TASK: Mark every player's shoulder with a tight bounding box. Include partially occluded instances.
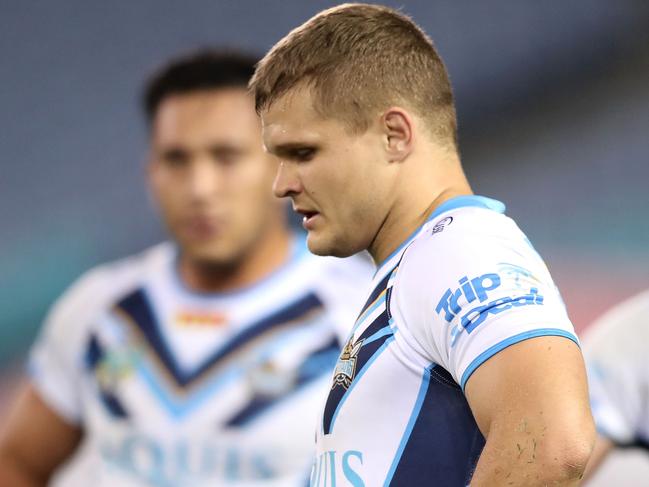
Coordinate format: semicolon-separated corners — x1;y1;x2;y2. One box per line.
402;196;523;276
583;288;649;354
46;242;172;330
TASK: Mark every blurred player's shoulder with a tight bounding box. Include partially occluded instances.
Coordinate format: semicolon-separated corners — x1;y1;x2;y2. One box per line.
302;247;373;282
583;288;649;355
44;243;173;335
294;244;374;340
583;289;649;446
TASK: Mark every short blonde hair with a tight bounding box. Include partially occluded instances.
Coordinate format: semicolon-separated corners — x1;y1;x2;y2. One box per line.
250;3;457;148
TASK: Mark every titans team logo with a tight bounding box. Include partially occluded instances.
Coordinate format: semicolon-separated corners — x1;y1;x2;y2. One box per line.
332;336;363;389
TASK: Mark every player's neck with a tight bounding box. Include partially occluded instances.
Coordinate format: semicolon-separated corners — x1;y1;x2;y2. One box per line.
178;224;294;294
369;154;472;267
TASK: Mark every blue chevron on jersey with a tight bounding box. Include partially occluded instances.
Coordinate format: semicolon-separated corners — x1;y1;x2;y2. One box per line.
28;240;374;486
115;288;325;390
323;266;396;435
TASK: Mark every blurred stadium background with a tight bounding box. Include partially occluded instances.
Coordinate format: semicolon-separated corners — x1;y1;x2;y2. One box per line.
1;1;648;484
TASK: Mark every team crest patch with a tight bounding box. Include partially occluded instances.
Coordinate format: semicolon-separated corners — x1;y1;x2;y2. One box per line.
332;337;363;389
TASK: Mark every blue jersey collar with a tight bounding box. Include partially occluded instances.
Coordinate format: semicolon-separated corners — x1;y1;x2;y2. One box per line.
374;195;505;277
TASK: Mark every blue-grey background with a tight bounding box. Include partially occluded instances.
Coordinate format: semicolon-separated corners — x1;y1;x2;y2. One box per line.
1;0;648;388
1;1;649;484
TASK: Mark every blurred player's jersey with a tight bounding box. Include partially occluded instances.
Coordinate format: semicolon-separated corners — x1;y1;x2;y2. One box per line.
29;238;372;487
312;196;578;487
583;289;649;448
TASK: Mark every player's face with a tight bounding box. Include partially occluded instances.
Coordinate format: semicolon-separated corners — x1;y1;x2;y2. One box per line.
149;88;283;265
262;88;393;257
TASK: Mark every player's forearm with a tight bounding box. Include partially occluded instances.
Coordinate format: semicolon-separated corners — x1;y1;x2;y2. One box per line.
469;433;593;486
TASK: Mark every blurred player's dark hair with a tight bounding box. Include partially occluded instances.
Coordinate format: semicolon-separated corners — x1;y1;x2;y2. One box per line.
143;49;258;124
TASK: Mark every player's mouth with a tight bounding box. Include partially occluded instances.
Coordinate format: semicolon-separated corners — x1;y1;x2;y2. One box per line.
295;208;320;230
182;215;225;240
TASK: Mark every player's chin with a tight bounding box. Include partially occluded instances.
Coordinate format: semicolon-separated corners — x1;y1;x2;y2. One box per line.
183;241;240;266
306;232;355;258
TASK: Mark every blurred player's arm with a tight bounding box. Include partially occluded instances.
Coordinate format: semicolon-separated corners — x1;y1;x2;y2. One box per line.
0;383;82;486
465;336;596;486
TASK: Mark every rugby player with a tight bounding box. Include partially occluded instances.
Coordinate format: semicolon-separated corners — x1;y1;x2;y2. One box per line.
0;50;371;486
250;4;595;485
582;289;649;480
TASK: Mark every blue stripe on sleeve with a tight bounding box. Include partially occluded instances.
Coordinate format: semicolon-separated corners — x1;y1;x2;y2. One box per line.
460;328;580;391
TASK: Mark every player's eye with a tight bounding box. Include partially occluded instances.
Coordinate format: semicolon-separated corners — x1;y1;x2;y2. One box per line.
210;147;243;166
291;147;317;162
160;149;189;167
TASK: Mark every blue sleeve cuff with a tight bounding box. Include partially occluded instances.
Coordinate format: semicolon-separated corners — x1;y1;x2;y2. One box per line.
460;328;580;391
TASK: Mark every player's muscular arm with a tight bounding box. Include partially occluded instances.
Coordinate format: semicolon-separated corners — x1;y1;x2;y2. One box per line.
0;383;82;486
465;336;596;486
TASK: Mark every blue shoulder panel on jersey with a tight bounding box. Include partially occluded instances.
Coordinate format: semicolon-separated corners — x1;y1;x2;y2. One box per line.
384;364;485;486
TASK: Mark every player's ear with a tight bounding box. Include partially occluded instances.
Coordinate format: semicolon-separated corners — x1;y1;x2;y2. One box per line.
382;107;413;162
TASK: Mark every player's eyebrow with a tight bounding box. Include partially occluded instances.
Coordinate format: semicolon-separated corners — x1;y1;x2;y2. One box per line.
268;142;317;158
207;143;247;156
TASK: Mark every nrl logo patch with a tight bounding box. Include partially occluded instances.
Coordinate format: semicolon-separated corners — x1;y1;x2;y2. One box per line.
332;336;363;389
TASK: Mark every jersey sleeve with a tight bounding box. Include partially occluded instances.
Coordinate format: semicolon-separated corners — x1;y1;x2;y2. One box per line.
27;269;107;425
582;291;649;444
392;210;578;391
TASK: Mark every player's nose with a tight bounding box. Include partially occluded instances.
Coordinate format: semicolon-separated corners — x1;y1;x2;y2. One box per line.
187;158;223;200
273;162;302;198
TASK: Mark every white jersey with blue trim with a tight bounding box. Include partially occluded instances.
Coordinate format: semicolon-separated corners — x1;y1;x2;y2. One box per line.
28;238;372;487
312;195;577;487
583;289;649;448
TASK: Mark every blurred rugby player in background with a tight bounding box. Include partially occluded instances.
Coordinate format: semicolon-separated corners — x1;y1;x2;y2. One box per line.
582;289;649;482
0;50;371;487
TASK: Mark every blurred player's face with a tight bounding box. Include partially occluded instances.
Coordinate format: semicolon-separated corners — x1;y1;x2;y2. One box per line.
261;87;394;257
149;88;283;265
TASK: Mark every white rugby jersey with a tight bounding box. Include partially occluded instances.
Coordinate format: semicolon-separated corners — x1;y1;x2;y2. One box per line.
583;289;649;449
312;195;578;487
29;238;372;487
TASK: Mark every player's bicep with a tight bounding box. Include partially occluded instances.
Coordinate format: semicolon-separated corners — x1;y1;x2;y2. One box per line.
0;383;82;483
465;336;595;478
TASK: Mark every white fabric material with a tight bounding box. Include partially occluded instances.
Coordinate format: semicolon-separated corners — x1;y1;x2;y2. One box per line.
583;289;649;445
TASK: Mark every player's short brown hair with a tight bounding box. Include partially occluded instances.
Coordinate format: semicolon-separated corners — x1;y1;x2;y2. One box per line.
250;3;457;148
